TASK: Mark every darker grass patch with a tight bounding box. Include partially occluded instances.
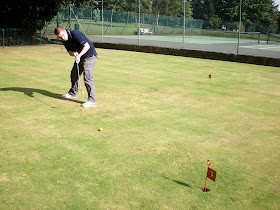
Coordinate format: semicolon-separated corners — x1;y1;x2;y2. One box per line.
0;87;84;105
163;176;192;188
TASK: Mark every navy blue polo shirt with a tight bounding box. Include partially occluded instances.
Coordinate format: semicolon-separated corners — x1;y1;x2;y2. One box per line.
62;30;97;58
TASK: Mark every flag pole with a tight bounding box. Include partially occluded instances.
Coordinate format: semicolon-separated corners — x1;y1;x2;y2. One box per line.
204;174;208;192
204;160;211;192
209;73;212;85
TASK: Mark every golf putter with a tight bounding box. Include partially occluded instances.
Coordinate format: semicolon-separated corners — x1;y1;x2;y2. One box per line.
76;62;82;91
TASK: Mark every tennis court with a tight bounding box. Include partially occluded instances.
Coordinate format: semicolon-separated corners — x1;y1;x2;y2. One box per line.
88;34;280;59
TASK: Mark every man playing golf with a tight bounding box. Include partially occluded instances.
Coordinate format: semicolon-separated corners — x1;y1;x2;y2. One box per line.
54;27;98;107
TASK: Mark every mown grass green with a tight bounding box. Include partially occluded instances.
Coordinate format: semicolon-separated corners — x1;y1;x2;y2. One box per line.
0;45;279;209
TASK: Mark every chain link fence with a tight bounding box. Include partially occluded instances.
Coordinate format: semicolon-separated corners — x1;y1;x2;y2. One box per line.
0;28;51;48
40;6;279;59
1;6;279;60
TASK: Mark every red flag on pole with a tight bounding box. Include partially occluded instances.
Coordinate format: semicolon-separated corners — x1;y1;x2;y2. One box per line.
203;160;217;192
207;167;216;182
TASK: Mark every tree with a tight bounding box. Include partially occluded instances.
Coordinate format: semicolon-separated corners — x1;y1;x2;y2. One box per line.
152;0;178;16
191;0;278;32
242;0;277;32
100;0;128;11
0;0;88;34
75;0;99;8
276;13;280;33
191;0;205;19
152;0;192;17
0;0;59;33
213;0;240;21
191;0;219;29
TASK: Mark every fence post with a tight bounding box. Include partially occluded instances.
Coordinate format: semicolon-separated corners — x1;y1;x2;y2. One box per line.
267;33;270;44
40;30;42;46
2;29;4;48
102;0;103;42
7;29;10;46
138;0;141;45
183;0;185;44
15;28;18;46
237;0;242;55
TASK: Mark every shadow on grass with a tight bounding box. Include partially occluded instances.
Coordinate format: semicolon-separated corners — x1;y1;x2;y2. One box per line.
0;87;84;105
163;176;192;188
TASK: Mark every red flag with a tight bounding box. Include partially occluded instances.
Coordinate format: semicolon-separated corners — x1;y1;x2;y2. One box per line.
207;167;216;182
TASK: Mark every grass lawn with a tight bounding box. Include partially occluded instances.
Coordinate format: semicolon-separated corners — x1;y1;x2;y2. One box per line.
0;45;279;209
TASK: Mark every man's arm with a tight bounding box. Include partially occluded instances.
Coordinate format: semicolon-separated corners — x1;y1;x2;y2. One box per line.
75;42;90;63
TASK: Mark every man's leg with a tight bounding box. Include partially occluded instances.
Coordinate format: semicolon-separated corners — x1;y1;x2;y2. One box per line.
68;62;83;97
82;56;97;103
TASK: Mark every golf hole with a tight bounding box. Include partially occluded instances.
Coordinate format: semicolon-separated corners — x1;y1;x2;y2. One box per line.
202;188;211;192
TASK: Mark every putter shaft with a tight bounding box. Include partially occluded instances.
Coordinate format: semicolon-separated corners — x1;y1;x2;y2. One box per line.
77;62;82;90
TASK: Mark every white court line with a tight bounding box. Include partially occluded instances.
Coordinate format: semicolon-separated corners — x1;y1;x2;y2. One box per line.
241;45;280;51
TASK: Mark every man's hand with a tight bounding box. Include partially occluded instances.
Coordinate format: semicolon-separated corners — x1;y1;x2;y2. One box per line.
74;52;81;63
69;43;90;63
68;51;74;56
76;43;90;63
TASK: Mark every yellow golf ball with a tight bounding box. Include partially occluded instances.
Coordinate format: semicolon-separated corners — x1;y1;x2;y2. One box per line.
98;128;103;131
